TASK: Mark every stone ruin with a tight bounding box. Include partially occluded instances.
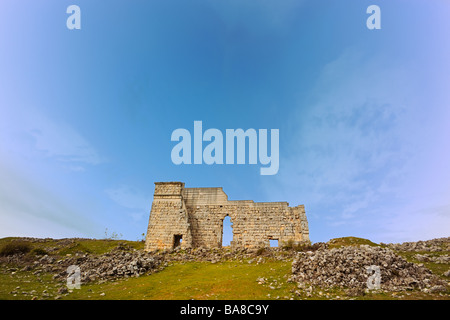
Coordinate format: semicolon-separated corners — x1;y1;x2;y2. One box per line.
144;182;310;251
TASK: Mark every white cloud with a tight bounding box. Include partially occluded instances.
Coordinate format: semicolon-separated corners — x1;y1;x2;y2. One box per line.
0;108;104;169
105;185;152;222
0;108;105;238
372;203;450;244
28;114;103;165
262;47;450;243
66;165;86;172
0;159;98;238
277;48;410;203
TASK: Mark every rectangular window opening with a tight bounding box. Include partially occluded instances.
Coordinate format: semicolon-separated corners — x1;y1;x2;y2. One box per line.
269;239;279;247
173;234;183;248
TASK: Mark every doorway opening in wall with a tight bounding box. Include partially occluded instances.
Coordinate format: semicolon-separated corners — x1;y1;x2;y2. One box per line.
269;239;279;247
173;234;183;249
222;215;233;247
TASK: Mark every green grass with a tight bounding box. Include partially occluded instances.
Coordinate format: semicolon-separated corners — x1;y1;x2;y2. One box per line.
55;239;144;256
0;237;145;257
0;237;448;300
64;260;296;300
395;251;449;277
327;236;380;249
0;267;60;300
0;259;298;300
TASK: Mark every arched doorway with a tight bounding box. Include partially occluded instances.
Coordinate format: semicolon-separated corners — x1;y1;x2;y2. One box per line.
221;215;233;247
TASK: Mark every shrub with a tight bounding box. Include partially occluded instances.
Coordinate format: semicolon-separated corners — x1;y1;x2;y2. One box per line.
0;241;32;256
281;239;295;250
31;248;48;256
281;240;332;252
104;228;123;240
256;247;266;256
58;243;92;255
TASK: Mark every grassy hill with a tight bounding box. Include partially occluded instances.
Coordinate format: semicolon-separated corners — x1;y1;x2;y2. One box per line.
0;237;144;256
326;236;380;248
0;236;448;300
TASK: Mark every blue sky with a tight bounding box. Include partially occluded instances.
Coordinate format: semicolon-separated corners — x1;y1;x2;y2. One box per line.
0;1;449;244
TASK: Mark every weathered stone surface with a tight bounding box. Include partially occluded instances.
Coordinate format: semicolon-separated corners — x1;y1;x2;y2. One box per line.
383;237;449;252
52;244;163;283
145;182;310;251
414;253;450;264
290;245;447;292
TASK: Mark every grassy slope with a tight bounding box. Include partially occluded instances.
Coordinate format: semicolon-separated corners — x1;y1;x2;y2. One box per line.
0;237;144;255
65;260;294;300
326;237;380;248
0;236;448;300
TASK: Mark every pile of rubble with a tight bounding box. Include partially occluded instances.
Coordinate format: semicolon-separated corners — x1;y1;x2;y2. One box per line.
158;246;299;263
6;243;305;286
414;253;450;264
35;243;304;283
290;245;447;293
384;237;449;252
51;244;164;283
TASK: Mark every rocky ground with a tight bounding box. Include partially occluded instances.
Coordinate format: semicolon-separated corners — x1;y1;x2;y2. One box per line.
290;245;447;296
4;244;166;281
0;236;449;299
54;244;163;283
383;237;449;252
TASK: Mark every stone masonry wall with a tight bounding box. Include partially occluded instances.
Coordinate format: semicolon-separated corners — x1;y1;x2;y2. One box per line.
145;182;309;251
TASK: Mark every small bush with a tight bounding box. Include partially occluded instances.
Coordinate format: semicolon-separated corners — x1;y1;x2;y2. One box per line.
58;243;92;255
31;248;48;256
281;239;295;250
256;247;266;256
103;228;123;240
0;241;32;256
281;240;317;252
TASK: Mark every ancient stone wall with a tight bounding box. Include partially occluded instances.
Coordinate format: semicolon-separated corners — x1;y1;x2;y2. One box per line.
145;182;309;251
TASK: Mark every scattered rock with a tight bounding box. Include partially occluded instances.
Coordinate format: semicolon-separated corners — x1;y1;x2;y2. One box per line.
345;287;365;297
429;285;447;293
414;253;450;264
1;236;448;299
384;237;449;252
290;245;447;293
57;286;68;295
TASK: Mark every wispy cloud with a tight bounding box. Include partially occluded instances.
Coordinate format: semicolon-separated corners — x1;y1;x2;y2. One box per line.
0;108;106;237
0;109;104;170
262;47;450;243
279;48;409;202
0;159;98;238
28;113;103;166
105;185;152;222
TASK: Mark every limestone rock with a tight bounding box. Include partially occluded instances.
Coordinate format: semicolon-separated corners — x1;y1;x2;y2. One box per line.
290;245;447;293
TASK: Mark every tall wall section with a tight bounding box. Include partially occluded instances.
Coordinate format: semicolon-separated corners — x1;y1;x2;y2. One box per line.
144;182;192;251
145;182;309;251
